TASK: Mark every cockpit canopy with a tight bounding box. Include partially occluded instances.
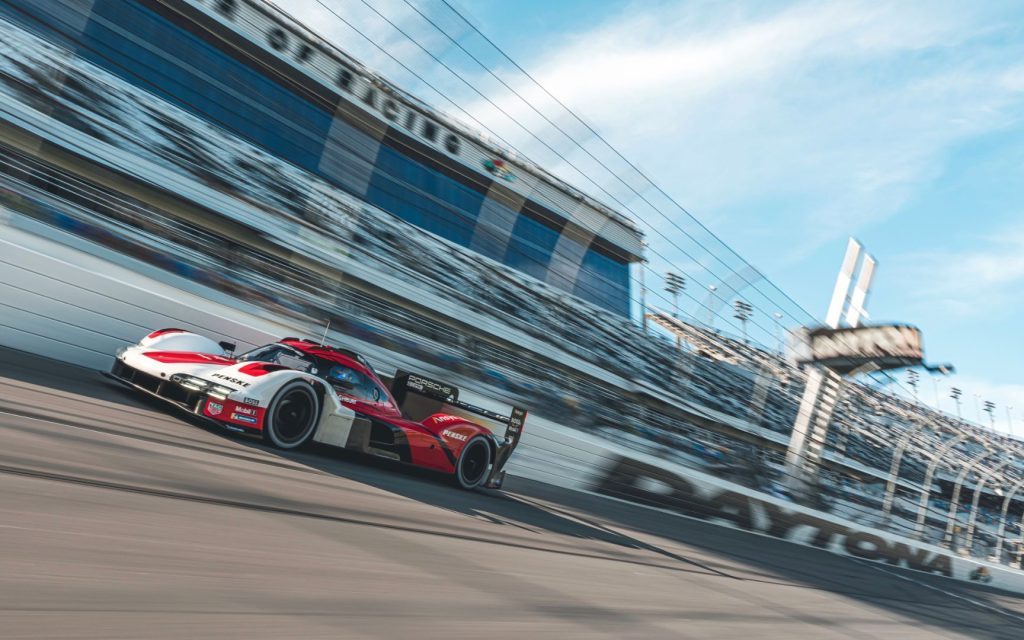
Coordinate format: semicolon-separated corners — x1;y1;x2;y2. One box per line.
238;340;395;407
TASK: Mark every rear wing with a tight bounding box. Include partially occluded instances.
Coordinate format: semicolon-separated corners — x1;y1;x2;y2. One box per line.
391;371;527;488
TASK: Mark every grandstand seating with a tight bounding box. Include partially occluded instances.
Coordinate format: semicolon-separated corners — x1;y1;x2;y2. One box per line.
4;16;1024;564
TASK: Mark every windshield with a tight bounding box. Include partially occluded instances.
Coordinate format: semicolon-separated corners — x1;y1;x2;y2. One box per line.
237;344;316;373
237;344;393;405
323;364;388;403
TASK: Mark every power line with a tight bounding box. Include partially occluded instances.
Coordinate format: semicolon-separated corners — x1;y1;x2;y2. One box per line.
10;0;790;368
9;0;999;475
321;0;925;397
313;0;787;338
134;0;809;348
424;0;839;328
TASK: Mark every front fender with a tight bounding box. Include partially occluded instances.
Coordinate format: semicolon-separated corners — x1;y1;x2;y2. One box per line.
138;329;227;355
194;363;319;405
198;366;355;439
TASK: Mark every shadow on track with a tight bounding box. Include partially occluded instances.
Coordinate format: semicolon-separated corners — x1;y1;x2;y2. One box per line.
3;346;1023;638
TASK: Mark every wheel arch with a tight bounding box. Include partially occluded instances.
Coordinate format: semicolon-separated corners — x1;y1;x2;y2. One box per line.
454;434;494;489
261;377;323;449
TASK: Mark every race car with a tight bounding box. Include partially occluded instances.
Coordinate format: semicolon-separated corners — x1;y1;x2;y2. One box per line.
106;328;526;490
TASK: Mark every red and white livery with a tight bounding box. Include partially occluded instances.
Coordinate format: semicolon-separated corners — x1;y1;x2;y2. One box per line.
108;329;526;490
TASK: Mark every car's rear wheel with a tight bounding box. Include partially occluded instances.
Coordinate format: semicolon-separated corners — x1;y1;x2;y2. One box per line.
263;381;319;449
455;436;491;490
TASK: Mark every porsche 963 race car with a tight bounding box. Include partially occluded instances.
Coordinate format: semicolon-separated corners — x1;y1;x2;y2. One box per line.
107;329;526;490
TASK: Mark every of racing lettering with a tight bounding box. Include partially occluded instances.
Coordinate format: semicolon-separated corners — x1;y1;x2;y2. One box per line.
442;429;469;442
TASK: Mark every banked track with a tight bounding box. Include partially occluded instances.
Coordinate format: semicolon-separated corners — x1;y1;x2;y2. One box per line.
1;346;1023;639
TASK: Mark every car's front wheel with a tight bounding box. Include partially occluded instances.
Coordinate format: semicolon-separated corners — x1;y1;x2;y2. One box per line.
455;436;491;490
263;381;319;449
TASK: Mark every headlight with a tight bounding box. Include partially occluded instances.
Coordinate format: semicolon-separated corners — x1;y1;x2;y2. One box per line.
171;374;210;392
169;375;235;399
206;384;236;399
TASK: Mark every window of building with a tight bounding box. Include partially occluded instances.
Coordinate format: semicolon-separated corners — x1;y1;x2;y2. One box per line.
80;0;331;172
366;145;484;247
575;247;631;316
504;213;559;280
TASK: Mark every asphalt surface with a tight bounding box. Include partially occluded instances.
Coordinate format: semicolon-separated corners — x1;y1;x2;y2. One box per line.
1;347;1024;639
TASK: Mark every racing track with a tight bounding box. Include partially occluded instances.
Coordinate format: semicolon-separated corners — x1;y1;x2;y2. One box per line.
1;346;1023;639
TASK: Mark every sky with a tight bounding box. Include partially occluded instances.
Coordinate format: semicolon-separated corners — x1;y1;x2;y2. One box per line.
285;0;1024;433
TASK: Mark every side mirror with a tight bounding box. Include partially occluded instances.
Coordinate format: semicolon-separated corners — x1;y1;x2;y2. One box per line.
219;341;236;356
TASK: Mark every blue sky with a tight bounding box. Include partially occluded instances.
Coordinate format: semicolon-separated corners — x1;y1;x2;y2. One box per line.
292;0;1024;431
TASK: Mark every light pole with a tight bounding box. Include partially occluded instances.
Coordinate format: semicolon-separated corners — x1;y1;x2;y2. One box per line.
974;394;983;423
773;312;784;355
951;387;963;419
907;369;920;404
984;400;996;430
701;284;720;326
665;272;685;319
638;256;648;334
733;300;753;344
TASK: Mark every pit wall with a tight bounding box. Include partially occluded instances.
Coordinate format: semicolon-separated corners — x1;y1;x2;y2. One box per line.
2;219;1021;595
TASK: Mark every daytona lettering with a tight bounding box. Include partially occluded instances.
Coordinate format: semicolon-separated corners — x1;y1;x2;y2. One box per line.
594;457;952;577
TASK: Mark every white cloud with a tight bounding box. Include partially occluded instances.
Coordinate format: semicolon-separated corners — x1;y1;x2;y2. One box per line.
898;224;1024;317
454;0;1024;266
276;0;1024;326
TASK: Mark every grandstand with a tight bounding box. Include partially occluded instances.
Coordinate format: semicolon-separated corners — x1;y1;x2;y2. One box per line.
3;1;1024;569
0;0;641;316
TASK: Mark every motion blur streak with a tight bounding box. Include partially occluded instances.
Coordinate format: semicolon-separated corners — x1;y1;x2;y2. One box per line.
1;348;1022;639
2;1;1024;637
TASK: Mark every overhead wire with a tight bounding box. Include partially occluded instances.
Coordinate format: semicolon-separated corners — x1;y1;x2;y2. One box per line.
340;0;1024;507
319;0;936;402
0;1;1011;528
313;0;988;474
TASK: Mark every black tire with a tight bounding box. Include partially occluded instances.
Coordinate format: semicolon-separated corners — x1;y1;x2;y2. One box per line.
455;436;491;490
263;380;320;450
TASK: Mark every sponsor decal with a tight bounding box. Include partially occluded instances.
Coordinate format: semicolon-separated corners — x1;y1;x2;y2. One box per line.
210;373;250;387
207;401;224;416
507;407;527;438
441;429;469;442
242;397;259;406
406;374;456;402
595;456;952;577
230;412;258;424
201;0;462;157
433;415;462;424
234;406;258;416
482;158;515;182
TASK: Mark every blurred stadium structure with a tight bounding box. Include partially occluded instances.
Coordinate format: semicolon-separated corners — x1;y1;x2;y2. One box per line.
2;0;1024;569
